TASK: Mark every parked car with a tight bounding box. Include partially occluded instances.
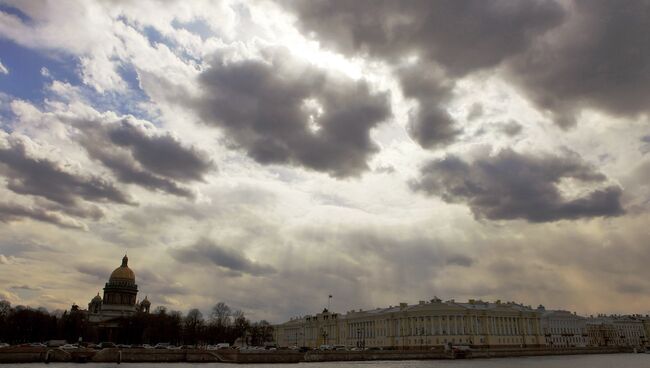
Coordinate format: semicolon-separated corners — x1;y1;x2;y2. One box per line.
143;344;154;349
216;343;230;349
0;343;10;349
318;344;333;351
154;343;170;349
98;342;117;349
60;344;78;350
29;343;46;348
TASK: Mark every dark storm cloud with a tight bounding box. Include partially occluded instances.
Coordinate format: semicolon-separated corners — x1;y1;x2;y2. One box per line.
348;230;474;268
0;202;85;229
75;263;112;280
82;148;194;197
507;0;650;127
397;63;460;148
496;120;523;137
291;1;650;130
170;239;276;276
617;281;648;294
106;120;213;181
288;0;565;74
0;134;133;206
67;115;214;198
411;149;625;222
192;48;390;177
286;0;565;147
466;103;484;121
37;200;104;221
10;285;42;291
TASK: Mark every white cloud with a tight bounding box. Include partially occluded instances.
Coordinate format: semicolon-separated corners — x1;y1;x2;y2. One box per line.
0;60;7;75
0;254;14;264
0;0;648;321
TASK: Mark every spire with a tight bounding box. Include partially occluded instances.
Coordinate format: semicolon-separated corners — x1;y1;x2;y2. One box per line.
121;254;128;267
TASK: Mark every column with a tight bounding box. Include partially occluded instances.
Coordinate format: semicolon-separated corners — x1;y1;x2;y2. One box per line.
444;316;448;335
460;316;465;335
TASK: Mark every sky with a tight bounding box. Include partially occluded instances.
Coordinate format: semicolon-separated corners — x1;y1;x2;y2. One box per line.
0;0;649;322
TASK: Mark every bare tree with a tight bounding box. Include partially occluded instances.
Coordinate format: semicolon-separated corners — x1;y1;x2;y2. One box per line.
211;302;232;327
186;308;204;327
0;300;10;317
184;308;205;345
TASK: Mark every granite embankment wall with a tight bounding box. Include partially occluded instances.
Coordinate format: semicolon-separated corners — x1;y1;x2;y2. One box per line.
304;349;451;361
467;346;629;358
0;347;304;364
0;347;73;363
0;346;635;364
97;348;303;363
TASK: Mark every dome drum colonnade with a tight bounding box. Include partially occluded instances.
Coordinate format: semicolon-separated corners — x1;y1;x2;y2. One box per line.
87;254;150;322
102;255;138;309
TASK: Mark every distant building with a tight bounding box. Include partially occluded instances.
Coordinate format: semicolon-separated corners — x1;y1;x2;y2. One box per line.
640;316;650;347
611;316;645;347
586;315;646;348
539;308;587;348
274;298;546;349
586;317;617;347
86;254;151;323
72;255;152;341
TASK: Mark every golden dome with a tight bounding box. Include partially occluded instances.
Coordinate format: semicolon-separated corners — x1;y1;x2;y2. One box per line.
109;255;135;281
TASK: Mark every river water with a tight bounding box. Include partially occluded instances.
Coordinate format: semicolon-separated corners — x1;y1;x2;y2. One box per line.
13;354;650;368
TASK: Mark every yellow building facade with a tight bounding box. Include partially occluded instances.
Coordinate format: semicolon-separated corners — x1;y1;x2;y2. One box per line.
274;298;545;349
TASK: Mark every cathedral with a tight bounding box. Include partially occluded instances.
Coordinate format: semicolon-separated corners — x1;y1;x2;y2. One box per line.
86;254;151;323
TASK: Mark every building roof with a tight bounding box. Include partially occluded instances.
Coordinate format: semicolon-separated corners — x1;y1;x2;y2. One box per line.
109;255;135;281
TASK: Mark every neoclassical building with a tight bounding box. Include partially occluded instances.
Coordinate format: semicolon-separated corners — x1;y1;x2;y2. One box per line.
539;308;587;348
87;255;151;323
274;298;546;349
586;315;647;348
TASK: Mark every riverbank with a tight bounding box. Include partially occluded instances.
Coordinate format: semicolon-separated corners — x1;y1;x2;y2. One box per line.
0;346;634;364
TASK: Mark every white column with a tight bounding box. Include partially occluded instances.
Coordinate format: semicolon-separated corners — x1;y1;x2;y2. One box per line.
445;316;451;335
460;316;465;335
